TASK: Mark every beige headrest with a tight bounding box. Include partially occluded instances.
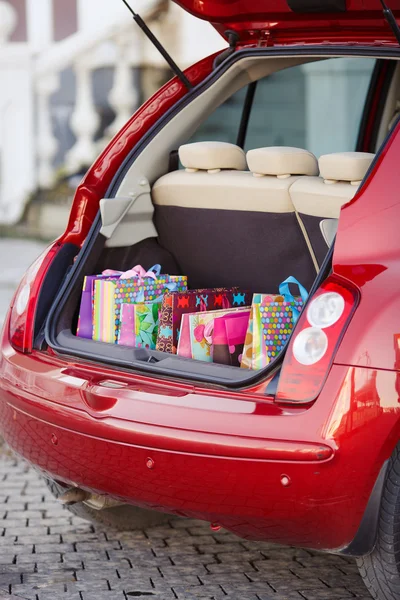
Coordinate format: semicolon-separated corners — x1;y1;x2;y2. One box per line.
319;152;375;184
246;147;318;178
178;142;246;172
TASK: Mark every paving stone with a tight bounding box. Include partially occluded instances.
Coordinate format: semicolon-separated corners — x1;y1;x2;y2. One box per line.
34;543;74;554
173;589;226;600
298;590;353;600
0;448;369;600
0;590;27;600
82;592;137;600
67;579;112;593
38;593;82;600
0;573;21;586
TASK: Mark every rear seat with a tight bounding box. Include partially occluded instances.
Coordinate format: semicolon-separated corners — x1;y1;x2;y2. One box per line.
152;142;319;292
290;151;375;266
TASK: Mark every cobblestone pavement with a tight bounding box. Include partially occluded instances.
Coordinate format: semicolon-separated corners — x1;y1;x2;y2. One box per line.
0;445;371;600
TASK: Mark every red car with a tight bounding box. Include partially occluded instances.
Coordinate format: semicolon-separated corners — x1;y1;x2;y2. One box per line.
3;1;400;598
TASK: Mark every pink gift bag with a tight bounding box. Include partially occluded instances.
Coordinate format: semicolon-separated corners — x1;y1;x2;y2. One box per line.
177;307;250;363
212;311;251;367
117;304;135;347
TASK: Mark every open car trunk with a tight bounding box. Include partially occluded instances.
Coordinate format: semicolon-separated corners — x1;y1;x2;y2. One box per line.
43;48;389;387
46;233;329;387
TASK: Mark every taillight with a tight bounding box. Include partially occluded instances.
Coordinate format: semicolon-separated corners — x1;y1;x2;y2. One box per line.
276;276;359;404
9;243;60;353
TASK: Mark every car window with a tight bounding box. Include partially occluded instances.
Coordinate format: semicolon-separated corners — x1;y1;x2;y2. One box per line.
188;57;377;158
189;87;247;144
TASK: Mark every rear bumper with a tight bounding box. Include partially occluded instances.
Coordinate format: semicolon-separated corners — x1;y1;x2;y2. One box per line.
0;335;396;553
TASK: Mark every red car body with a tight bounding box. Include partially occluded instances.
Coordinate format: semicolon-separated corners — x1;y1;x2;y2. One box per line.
1;0;400;556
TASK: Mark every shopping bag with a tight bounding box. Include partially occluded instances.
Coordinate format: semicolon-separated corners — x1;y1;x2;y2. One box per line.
240;307;256;370
241;277;308;369
212;311;251;367
117;299;163;349
76;272;120;339
117;303;135;347
260;276;308;362
78;265;161;340
92;264;187;343
134;301;162;349
177;307;250;362
252;296;269;370
156;288;250;354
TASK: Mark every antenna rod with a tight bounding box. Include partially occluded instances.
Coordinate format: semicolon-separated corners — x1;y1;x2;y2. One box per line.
379;0;400;45
121;0;193;90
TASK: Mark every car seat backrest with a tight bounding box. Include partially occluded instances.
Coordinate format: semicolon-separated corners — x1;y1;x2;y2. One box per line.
152;142;319;293
290;151;375;266
179;140;247;172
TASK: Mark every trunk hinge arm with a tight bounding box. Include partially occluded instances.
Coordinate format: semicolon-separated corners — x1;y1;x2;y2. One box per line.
121;0;193;91
379;0;400;45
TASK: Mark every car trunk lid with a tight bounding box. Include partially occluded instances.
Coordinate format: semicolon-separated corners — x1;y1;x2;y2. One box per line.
173;0;400;46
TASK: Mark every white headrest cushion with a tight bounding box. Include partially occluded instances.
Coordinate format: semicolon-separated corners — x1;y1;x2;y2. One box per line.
246;147;319;177
178;142;246;171
319;152;375;182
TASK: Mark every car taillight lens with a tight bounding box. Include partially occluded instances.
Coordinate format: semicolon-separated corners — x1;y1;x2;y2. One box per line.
276;276;359;404
8;243;60;353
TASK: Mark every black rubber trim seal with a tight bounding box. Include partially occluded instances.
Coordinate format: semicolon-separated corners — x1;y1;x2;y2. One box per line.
45;45;400;391
357;60;397;152
367;61;397;152
287;0;346;12
335;460;389;557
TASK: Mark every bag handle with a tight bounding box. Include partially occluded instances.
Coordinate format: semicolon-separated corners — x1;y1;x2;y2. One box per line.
149;264;162;277
102;265;162;280
279;276;308;304
119;265;157;281
101;269;123;276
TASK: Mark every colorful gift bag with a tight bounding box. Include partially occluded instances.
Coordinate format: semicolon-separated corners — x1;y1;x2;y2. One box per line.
134;301;162;349
252;296;270;370
117;303;135;347
78;265;163;340
77;273;120;339
212;311;251;367
261;276;308;362
241;309;255;370
117;299;163;349
241;277;308;370
156;288;250;354
92;265;187;343
177;307;251;363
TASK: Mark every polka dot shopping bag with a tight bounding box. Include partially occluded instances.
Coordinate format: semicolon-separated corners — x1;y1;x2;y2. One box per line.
241;277;308;370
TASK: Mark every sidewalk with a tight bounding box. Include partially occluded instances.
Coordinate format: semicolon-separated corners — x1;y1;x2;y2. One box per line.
0;239;47;330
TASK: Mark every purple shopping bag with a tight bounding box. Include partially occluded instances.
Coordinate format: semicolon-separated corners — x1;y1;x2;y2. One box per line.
76;273;120;339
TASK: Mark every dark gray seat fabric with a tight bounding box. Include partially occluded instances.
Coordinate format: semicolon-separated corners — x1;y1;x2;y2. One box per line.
154;206;316;293
152;144;319;293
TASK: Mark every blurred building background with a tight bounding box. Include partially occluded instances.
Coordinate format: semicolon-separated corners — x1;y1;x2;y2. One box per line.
0;0;224;238
0;0;375;240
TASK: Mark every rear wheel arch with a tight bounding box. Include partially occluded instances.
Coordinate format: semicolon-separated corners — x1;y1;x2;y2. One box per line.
356;443;400;599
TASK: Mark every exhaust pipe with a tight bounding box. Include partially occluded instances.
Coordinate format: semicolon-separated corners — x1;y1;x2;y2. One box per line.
58;487;124;510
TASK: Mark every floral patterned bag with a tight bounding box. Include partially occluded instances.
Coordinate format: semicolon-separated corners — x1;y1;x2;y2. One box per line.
134;301;161;349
